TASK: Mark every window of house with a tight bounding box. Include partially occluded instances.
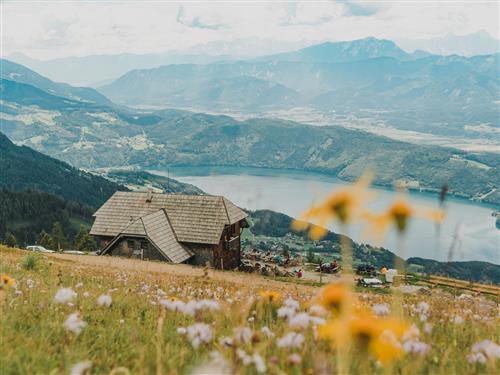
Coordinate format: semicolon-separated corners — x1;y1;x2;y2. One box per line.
127;240;135;249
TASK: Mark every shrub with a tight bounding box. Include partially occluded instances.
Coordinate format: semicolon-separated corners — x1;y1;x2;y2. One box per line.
21;254;39;270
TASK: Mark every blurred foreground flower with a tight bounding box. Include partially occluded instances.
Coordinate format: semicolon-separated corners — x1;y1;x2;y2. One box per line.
64;312;87;335
467;340;500;364
1;274;15;288
316;283;349;313
70;360;92;375
259;290;282;304
292;172;375;240
178;323;213;348
364;197;445;243
319;310;409;365
54;287;77;304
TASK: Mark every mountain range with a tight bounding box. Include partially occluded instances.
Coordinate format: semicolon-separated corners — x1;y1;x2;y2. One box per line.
97;38;499;138
1;59;498;206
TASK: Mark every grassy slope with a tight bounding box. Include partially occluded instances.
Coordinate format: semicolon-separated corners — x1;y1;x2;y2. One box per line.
1;247;498;374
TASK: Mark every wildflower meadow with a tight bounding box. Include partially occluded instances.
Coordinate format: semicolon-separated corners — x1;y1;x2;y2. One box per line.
0;244;498;374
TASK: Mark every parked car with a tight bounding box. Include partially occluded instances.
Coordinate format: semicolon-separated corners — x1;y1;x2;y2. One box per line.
26;245;55;253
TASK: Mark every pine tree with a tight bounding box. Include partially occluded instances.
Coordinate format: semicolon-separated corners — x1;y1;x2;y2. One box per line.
4;232;18;248
50;222;67;251
37;230;52;249
74;225;96;252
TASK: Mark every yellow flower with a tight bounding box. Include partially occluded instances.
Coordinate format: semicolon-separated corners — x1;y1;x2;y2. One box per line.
292;172;375;240
259;290;281;303
1;274;15;288
319;309;408;365
364;197;445;242
369;330;404;365
317;283;349;313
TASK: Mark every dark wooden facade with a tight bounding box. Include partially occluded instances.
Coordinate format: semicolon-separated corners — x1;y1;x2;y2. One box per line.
98;220;243;269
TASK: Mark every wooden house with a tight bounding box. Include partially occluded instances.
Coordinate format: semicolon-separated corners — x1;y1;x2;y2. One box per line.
90;191;248;269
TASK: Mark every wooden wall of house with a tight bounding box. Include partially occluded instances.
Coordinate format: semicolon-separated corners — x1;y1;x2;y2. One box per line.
185;243;214;266
97;236;114;251
212;223;241;270
108;237;167;261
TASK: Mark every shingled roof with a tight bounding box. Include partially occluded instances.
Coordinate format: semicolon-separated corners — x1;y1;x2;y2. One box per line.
90;191;248;246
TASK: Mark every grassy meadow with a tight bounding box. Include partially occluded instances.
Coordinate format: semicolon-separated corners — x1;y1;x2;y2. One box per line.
0;246;498;374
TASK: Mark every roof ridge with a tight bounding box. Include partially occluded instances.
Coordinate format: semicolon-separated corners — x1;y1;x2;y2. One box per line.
160;208;181;243
220;196;231;225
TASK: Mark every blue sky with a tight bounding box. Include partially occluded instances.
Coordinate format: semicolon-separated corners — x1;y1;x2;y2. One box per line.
1;1;498;59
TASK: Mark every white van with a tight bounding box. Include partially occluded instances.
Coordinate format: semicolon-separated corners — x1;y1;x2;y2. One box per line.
26;245;55;253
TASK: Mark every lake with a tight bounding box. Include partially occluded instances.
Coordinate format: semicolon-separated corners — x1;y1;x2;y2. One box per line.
151;166;499;264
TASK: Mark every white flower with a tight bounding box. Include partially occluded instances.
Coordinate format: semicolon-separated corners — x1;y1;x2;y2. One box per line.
180;323;213;349
309;304;327;316
403;324;420;341
75;282;84;289
236;350;266;373
372;303;390;316
97;294;112;307
54;287;77;304
252;353;266;373
470;340;500;360
287;353;302;365
64;312;87;335
277;306;296;319
237;349;252;365
83;292;90;298
233;327;253;344
70;360;92;375
403;340;430;356
283;297;300;311
261;326;274;338
277;332;305;348
452;315;464;325
177;327;187;335
26;279;35;289
414;302;429;315
160;298;219;316
467;352;487;364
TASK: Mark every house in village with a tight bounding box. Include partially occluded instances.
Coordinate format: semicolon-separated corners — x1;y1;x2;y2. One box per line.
90;191;248;269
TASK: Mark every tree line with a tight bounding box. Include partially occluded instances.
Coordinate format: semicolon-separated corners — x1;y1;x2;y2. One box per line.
0;189;96;250
3;223;96;253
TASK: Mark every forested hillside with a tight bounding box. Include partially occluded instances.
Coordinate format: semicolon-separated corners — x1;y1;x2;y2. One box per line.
0;189;94;247
0;132;124;207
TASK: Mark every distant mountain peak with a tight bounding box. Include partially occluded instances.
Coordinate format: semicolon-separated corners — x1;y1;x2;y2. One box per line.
257;37;410;64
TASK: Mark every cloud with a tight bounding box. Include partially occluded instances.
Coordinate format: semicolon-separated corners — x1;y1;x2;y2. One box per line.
1;1;498;59
176;5;225;30
338;1;381;17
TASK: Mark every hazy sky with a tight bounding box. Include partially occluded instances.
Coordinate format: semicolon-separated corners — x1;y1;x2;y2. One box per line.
1;1;499;59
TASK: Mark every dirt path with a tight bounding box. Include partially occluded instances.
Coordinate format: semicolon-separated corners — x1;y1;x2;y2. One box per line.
46;253;330;291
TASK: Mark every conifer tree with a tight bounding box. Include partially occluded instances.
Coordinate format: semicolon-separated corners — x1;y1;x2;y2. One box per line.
50;222;67;251
74;225;96;252
37;230;52;249
4;232;18;248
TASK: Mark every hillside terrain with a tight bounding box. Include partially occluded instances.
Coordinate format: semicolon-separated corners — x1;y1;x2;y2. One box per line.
0;68;498;205
0;131;123;207
99;38;499;138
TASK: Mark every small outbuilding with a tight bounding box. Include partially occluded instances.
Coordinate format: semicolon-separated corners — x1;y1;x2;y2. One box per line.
90;191;248;269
